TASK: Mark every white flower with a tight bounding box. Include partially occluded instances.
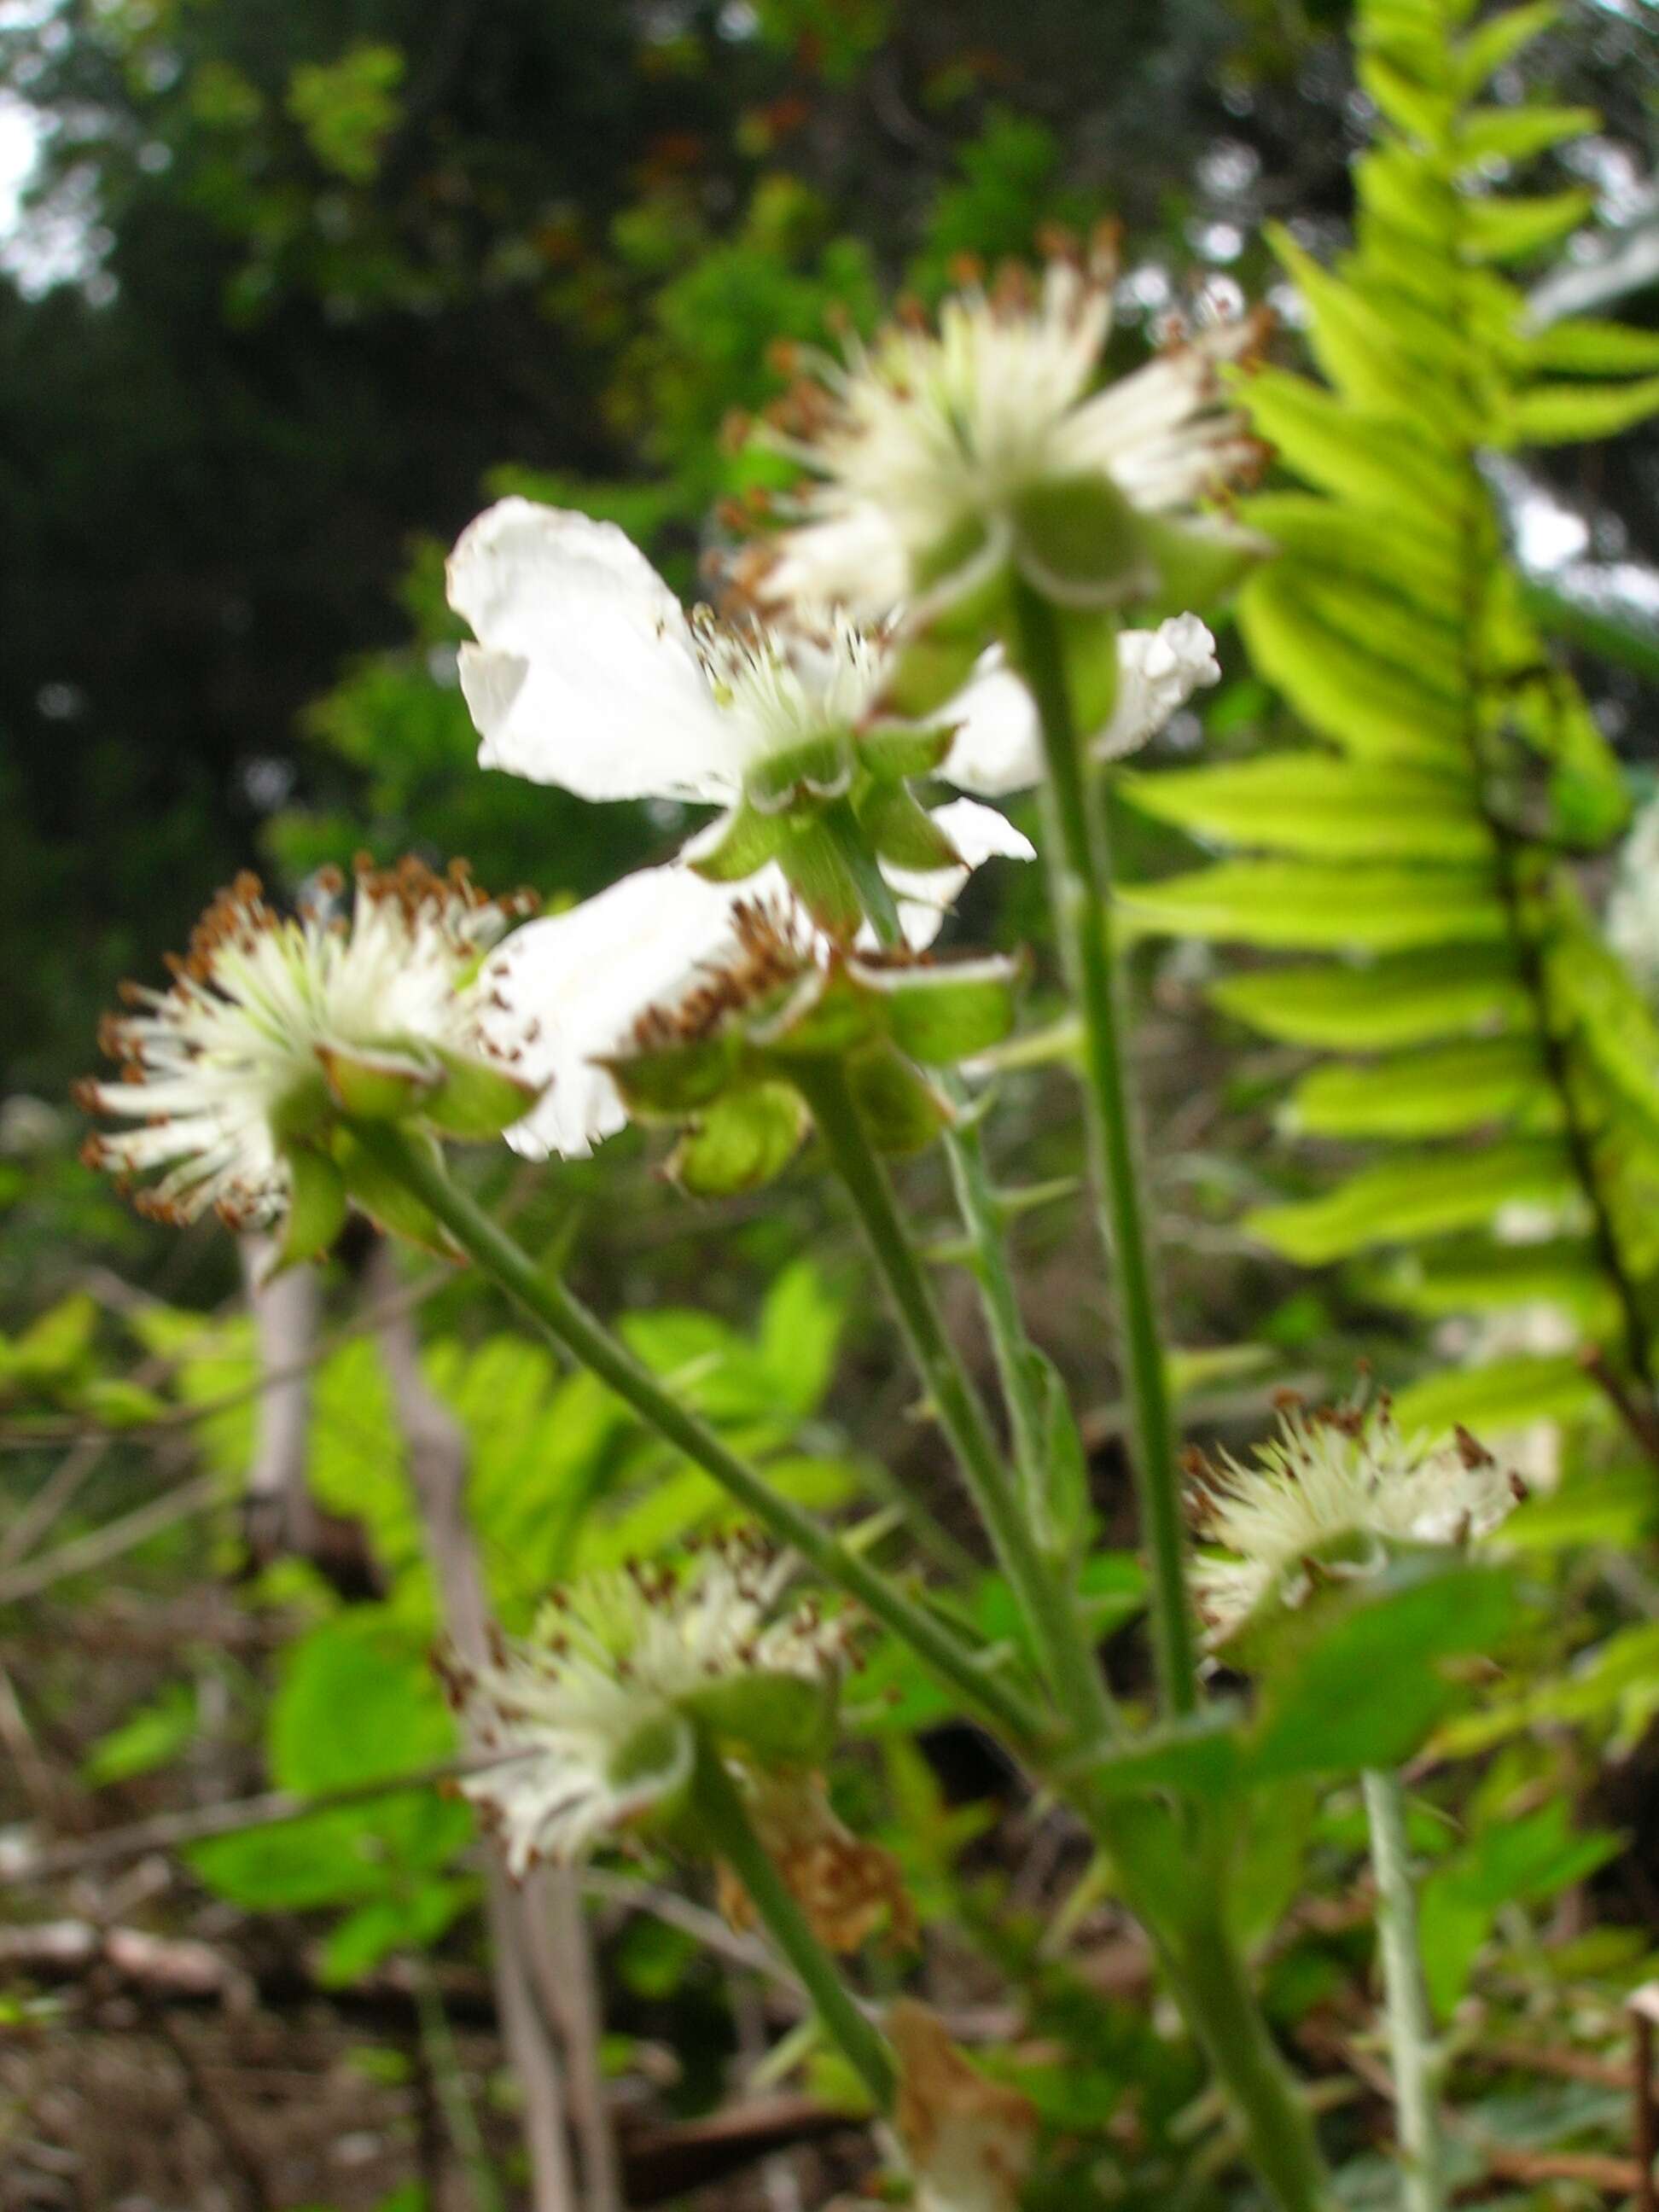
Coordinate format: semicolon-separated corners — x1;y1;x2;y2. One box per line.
447;1540;855;1877
450;498;969;809
1605;791;1659;1000
79;862;531;1228
484;800;1033;1162
1190;1400;1523;1643
744;248;1263;623
940;615;1220;796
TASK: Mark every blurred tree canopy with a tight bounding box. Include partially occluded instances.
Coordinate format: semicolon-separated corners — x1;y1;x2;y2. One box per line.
3;0;1654;1091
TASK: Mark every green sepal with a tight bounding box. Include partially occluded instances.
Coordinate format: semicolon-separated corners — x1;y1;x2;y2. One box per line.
752;966;872;1058
879;628;986;721
688;800;790;883
333;1126;457;1254
777;818;865;939
669;1081;809;1196
745;729;854;816
856;720;957;781
844;1044;952;1153
847;952;1023;1066
603;1708;697;1832
271;1142;348;1271
854;781;963;872
422;1051;543;1139
680;1672;838;1767
317;1043;439;1121
1010;473;1155;608
1138;511;1266;614
603;1029;743;1121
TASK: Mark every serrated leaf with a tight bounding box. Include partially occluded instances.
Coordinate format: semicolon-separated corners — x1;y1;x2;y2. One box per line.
1359;49;1456;147
1452;2;1561;96
1243;370;1466;538
1455;103;1596;166
1522;319;1659;375
1271;227;1470;426
1209;950;1529;1048
1121;755;1485;861
1238;567;1467;765
1461;189;1593;265
1501;375;1659;445
1119;860;1505;952
1238;493;1465;617
1285;1039;1555;1138
1355;144;1460;255
1245;1140;1578;1262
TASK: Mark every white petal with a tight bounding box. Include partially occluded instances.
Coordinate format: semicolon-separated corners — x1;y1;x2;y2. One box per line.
447;498;742;802
883;797;1035;951
1096;614;1220;760
753;504;911;626
935;650;1043;798
482;864;754;1159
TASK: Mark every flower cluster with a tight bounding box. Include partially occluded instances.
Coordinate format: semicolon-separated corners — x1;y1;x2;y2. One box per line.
737;237;1265;622
78;859;538;1239
1187;1395;1525;1644
445;1539;859;1878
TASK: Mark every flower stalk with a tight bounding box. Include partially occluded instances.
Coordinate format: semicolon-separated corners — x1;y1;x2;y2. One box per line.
347;1121;1046;1750
1008;575;1198;1720
1362;1767;1447;2212
690;1739;896;2110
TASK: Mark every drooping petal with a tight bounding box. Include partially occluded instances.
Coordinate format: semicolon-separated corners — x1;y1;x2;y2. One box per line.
482;864;758;1160
1096;613;1220;760
882;797;1035;950
448;499;743;802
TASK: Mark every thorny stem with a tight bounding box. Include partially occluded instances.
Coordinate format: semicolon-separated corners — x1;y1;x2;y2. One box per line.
1008;577;1199;1719
823;801;1117;1732
1362;1769;1447;2212
792;1056;1115;1744
690;1739;896;2110
351;1121;1048;1750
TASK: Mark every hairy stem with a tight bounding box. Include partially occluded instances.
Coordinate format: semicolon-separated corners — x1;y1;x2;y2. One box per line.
690;1741;896;2110
1362;1768;1447;2212
1008;578;1198;1719
793;1057;1113;1743
352;1122;1046;1749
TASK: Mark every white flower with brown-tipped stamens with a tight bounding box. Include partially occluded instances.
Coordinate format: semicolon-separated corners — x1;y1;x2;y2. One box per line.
78;860;538;1231
739;239;1265;624
1188;1399;1525;1644
446;1540;858;1879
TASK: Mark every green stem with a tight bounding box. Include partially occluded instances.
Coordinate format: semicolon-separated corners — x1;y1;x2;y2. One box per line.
1170;1905;1336;2212
410;1949;507;2212
792;1058;1113;1743
1362;1768;1447;2212
352;1121;1045;1749
690;1738;896;2110
1009;577;1198;1720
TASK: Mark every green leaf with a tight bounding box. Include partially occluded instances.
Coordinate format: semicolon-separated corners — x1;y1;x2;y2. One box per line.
1121;755;1486;862
1371;1236;1612;1324
1270;227;1471;425
1501;375;1659;445
1245;1140;1578;1262
1418;1800;1619;2018
1209;950;1529;1049
1249;1555;1522;1779
1237;566;1467;764
1455;103;1596;166
1118;860;1505;952
1452;2;1561;96
1390;1352;1603;1437
1239;491;1465;620
320;1878;473;1987
670;1082;808;1196
1359;49;1456;148
1522;320;1659;375
1284;1039;1554;1138
1461;189;1593;265
82;1684;197;1787
1243;370;1467;536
